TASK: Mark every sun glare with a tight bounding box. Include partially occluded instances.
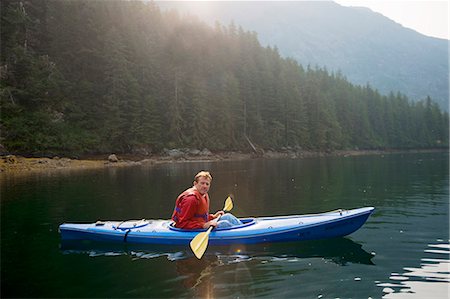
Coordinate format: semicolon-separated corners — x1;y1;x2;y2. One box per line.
178;0;215;20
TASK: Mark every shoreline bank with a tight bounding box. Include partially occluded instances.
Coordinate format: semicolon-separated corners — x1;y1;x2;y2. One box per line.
0;148;447;176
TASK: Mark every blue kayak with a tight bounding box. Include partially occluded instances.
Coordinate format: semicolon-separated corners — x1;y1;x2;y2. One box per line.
59;207;374;245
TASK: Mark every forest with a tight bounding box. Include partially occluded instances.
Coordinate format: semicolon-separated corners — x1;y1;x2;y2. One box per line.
1;0;448;156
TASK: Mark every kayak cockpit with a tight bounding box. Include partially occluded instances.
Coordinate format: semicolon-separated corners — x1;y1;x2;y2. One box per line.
168;218;256;232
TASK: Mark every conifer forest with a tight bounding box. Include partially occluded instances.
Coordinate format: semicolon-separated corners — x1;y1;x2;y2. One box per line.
1;1;448;156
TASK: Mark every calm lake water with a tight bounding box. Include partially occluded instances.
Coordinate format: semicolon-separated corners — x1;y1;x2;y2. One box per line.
1;152;449;298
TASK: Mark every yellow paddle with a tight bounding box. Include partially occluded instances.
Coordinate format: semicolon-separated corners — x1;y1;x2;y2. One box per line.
190;196;233;259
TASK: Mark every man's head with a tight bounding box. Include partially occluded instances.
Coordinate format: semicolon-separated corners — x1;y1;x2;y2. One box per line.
193;171;212;195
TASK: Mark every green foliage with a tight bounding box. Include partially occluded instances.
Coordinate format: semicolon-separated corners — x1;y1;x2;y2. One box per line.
0;0;448;156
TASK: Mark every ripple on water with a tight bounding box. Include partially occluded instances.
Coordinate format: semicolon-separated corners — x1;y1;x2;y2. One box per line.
380;241;450;298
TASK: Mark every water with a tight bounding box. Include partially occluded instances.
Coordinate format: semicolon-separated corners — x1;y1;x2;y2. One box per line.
1;152;448;298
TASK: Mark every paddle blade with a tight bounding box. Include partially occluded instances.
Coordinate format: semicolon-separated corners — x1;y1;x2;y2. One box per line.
224;196;233;212
190;230;210;259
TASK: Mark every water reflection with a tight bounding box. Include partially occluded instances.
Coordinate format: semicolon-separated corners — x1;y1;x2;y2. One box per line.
379;242;450;298
60;237;375;297
246;238;375;266
60;237;374;266
60;240;257;297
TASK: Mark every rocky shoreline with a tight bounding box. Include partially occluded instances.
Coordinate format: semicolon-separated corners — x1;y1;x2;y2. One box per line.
0;148;447;175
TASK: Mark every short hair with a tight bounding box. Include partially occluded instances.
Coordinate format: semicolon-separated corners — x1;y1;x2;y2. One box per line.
194;171;212;182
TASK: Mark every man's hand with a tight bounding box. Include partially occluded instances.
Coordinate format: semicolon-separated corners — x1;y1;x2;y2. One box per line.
204;218;219;229
213;210;225;219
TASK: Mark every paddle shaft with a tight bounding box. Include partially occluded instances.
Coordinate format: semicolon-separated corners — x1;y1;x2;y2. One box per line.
206;212;223;233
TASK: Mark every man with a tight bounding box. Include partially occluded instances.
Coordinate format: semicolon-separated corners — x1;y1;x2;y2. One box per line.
171;171;242;229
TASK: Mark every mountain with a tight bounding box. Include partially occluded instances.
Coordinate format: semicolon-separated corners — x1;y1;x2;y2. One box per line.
157;1;449;111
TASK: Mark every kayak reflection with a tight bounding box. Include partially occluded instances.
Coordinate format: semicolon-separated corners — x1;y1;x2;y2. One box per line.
248;237;375;266
60;237;374;265
60;238;374;296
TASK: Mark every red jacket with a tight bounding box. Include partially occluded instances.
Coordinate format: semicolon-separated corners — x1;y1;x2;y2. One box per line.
171;187;213;229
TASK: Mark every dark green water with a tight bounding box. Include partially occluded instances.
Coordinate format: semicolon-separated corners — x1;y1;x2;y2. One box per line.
1;152;449;298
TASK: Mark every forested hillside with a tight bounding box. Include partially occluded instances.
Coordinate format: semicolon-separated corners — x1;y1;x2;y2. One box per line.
1;0;448;156
158;1;449;111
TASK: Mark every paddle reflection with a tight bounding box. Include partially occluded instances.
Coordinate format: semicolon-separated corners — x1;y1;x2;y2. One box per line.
175;256;217;291
174;254;255;297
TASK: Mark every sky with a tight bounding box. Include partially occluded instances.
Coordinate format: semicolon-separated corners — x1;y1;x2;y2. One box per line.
170;1;449;40
335;0;449;40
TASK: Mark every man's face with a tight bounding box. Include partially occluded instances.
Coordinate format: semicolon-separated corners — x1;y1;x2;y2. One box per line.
194;177;211;195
